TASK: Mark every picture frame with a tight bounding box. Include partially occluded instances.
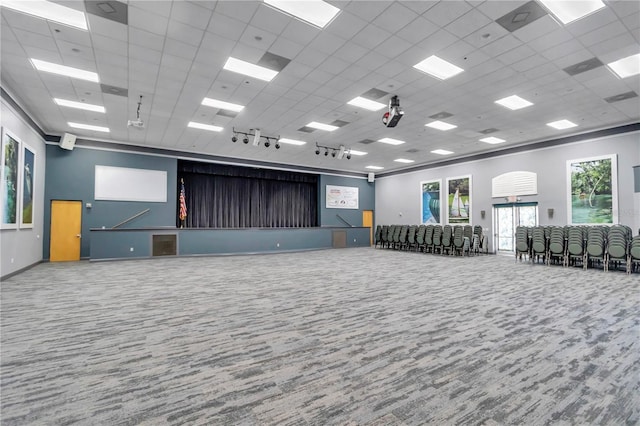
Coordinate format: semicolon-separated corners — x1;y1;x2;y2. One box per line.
420;179;441;224
566;154;618;225
1;128;20;229
446;175;471;224
20;144;35;228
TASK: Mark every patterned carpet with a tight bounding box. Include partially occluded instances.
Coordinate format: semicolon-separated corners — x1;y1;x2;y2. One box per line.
1;248;638;425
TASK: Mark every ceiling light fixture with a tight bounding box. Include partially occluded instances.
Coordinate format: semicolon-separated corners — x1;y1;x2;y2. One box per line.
54;98;105;113
366;165;384;170
202;97;245;112
394;158;415;163
479;136;506;144
494;95;533;110
607;53;640;79
231;128;281;148
547;119;577;129
30;59;99;82
306;121;338;131
188;121;223;132
223;57;278;82
68;122;109;132
378;137;405;145
348;149;367;156
425;120;457;131
413;55;464;80
315;142;352;160
2;0;88;30
347;96;386;111
278;138;307;146
431;149;454;155
263;0;340;29
538;0;605;24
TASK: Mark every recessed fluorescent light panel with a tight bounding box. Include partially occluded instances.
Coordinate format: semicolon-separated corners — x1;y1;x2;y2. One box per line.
263;0;340;28
394;158;415;163
68;122;109;132
413;55;464;80
348;150;367;156
202;98;245;112
54;98;105;113
30;59;99;82
479;137;506;144
538;0;605;24
2;0;88;30
366;165;384;170
494;95;533;110
306;121;338;131
347;96;386;111
607;53;640;79
547;119;577;129
278;138;306;146
188;121;223;132
431;149;453;155
378;137;405;145
223;57;278;82
425;120;457;131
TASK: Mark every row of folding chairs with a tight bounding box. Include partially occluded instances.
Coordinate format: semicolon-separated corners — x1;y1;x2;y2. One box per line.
515;225;640;273
374;224;484;256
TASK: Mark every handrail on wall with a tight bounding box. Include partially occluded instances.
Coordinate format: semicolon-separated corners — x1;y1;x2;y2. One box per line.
112;209;151;229
336;214;354;227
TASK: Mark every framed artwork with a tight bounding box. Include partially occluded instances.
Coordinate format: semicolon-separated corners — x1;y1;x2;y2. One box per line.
420;179;441;224
1;128;20;229
446;175;471;224
20;144;35;228
567;154;618;224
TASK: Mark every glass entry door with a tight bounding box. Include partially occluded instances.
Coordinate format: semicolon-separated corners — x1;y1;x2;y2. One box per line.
494;203;538;252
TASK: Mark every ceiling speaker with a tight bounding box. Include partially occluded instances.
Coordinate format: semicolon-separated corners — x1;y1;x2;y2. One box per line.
368;172;375;183
59;133;76;150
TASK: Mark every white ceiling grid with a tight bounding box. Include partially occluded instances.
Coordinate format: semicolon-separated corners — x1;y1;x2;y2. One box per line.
0;0;638;174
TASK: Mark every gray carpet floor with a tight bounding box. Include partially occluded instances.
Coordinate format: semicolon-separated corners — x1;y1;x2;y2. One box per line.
1;248;639;425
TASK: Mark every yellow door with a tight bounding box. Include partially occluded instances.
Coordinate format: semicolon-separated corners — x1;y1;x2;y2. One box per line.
363;210;373;245
50;200;82;261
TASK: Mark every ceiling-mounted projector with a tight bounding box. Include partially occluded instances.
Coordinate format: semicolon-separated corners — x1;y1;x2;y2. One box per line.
128;95;145;129
127;119;144;128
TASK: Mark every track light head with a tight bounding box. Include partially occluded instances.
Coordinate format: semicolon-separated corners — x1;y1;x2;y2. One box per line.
324;149;328;156
275;143;280;149
331;150;336;158
264;140;270;148
315;149;320;155
243;136;249;144
231;135;237;143
346;153;351;160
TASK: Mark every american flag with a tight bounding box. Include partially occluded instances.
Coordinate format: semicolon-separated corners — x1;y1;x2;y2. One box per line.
179;179;187;221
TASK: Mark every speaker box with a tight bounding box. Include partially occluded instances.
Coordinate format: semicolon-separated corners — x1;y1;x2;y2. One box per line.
367;172;375;183
59;133;77;150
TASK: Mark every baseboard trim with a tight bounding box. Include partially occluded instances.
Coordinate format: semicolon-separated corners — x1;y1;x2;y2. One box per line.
1;260;43;281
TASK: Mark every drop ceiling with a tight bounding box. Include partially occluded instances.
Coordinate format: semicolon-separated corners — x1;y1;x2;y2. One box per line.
1;0;638;176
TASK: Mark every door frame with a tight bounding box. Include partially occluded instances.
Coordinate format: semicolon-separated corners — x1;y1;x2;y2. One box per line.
492;202;538;254
362;210;374;245
50;199;83;261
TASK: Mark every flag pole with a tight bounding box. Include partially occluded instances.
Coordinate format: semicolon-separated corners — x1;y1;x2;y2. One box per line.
179;177;187;229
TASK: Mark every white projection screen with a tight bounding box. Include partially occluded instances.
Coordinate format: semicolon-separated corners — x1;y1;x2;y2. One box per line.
95;165;167;202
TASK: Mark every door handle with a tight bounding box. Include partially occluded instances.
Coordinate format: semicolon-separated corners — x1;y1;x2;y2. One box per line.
76;234;81;238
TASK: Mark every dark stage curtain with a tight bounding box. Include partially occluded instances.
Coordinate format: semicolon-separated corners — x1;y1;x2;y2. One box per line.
177;161;318;228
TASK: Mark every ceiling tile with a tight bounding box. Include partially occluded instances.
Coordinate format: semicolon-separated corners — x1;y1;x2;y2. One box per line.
446;8;493;39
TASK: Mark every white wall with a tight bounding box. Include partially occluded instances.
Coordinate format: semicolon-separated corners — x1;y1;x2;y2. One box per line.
1;97;46;278
375;131;640;252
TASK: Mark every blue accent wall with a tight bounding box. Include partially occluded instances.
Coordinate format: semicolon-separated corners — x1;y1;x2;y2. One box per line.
44;145;177;259
319;175;375;226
